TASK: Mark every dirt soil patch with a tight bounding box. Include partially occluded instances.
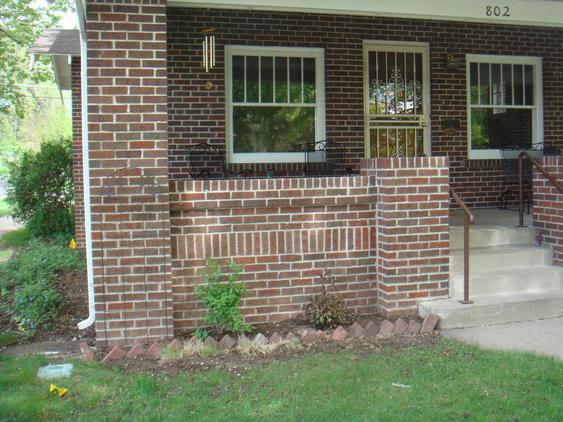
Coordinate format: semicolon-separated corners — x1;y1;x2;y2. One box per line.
0;269;95;347
111;321;439;376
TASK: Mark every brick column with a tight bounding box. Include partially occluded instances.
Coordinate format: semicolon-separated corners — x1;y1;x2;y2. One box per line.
533;156;563;266
87;0;173;346
363;158;450;317
71;57;85;251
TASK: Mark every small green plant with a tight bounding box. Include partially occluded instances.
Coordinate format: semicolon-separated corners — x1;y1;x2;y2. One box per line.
193;328;209;341
195;259;252;334
0;239;85;330
305;271;356;330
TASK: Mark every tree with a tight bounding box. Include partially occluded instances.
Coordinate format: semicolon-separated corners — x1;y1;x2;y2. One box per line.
0;0;72;117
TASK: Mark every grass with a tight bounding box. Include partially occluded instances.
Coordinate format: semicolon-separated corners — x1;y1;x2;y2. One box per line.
0;226;31;248
0;338;561;421
0;199;10;217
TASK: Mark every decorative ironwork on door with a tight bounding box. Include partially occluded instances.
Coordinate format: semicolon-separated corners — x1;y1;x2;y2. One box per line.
365;46;428;158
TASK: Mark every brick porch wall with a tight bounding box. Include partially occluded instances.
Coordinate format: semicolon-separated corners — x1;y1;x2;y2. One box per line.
363;157;450;316
167;8;563;207
71;57;85;251
86;0;173;346
169;158;449;333
533;156;563;266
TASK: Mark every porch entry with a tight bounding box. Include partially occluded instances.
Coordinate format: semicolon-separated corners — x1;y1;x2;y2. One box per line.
363;42;430;158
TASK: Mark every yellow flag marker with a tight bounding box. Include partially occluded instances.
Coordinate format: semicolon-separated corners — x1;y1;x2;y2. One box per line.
69;239;77;249
49;383;68;398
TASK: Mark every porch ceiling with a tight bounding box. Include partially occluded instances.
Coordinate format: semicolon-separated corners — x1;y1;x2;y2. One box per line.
169;0;563;28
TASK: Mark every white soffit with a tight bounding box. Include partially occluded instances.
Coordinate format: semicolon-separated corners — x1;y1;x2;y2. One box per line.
169;0;563;28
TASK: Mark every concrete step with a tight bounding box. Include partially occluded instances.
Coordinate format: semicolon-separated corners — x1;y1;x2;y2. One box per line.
450;266;563;297
419;290;563;329
450;245;553;273
450;225;535;250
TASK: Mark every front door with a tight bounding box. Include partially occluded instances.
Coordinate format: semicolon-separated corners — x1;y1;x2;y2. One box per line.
364;42;430;158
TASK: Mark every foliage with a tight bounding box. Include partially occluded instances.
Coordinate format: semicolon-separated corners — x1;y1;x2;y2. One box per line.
195;259;252;334
0;227;32;248
0;0;72;117
305;271;356;330
0;239;85;330
159;340;219;363
193;328;209;341
6;136;74;238
1;339;563;421
0;86;72;177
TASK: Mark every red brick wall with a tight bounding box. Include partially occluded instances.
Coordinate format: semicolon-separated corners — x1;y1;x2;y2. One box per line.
167;8;563;207
86;0;173;346
169;158;450;332
169;176;378;331
362;157;450;316
533;156;563;266
71;57;85;251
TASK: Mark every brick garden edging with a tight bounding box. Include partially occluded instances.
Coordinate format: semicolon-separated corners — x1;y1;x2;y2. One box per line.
91;314;440;363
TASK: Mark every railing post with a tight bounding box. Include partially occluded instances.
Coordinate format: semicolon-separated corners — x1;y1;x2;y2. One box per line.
459;212;473;304
518;153;526;227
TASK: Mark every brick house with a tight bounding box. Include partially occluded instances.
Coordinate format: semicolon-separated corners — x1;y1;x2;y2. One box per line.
33;0;562;346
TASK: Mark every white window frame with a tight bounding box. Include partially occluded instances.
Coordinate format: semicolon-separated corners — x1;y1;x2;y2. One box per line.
466;54;543;160
225;45;325;164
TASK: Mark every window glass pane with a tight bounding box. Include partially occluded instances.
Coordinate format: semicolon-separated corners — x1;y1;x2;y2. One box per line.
524;65;534;105
232;56;245;102
513;64;524;105
491;64;502;106
471;108;533;150
233;106;315;153
260;57;274;103
289;57;302;103
479;63;490;105
469;62;479;104
275;57;288;103
246;56;259;102
303;58;316;103
502;64;513;105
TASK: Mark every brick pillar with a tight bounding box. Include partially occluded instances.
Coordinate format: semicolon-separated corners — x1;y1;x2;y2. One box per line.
87;0;173;346
533;156;563;266
363;158;450;317
71;57;85;251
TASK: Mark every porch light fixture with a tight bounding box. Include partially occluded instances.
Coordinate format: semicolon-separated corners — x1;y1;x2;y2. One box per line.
445;54;459;70
202;28;216;72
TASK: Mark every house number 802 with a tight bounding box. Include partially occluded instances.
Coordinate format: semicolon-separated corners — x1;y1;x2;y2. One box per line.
486;6;510;17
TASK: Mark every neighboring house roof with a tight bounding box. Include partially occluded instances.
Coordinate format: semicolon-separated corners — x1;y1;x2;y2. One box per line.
30;29;80;91
29;29;80;56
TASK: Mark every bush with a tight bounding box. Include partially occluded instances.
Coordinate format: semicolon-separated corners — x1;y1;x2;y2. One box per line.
6;136;74;238
0;239;85;330
305;271;356;330
195;259;252;334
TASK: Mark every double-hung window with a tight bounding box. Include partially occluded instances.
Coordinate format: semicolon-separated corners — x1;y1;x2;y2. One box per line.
226;46;325;163
466;54;543;159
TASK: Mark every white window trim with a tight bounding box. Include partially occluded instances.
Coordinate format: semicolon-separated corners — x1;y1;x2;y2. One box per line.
225;46;325;164
466;54;543;160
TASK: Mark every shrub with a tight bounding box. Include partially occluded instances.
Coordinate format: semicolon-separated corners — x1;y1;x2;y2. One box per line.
6;136;74;238
195;259;252;334
193;328;209;341
0;239;85;330
305;271;356;330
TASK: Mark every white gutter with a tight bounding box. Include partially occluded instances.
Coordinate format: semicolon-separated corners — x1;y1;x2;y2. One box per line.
75;0;95;330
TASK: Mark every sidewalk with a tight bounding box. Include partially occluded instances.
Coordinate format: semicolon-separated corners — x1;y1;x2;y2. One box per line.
443;317;563;360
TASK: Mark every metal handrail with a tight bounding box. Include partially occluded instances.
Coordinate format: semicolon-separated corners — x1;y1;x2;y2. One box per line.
518;152;563;227
450;188;475;304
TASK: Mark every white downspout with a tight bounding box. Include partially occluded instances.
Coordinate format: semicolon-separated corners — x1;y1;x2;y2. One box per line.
75;0;95;330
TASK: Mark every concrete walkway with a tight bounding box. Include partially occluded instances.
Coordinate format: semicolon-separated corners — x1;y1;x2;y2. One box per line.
0;216;20;237
443;317;563;360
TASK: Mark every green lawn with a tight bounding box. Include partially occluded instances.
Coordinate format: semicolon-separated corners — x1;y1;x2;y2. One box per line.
1;339;561;421
0;199;10;217
0;226;31;248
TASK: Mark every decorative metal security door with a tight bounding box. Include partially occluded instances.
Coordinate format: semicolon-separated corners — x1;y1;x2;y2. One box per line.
364;43;430;158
